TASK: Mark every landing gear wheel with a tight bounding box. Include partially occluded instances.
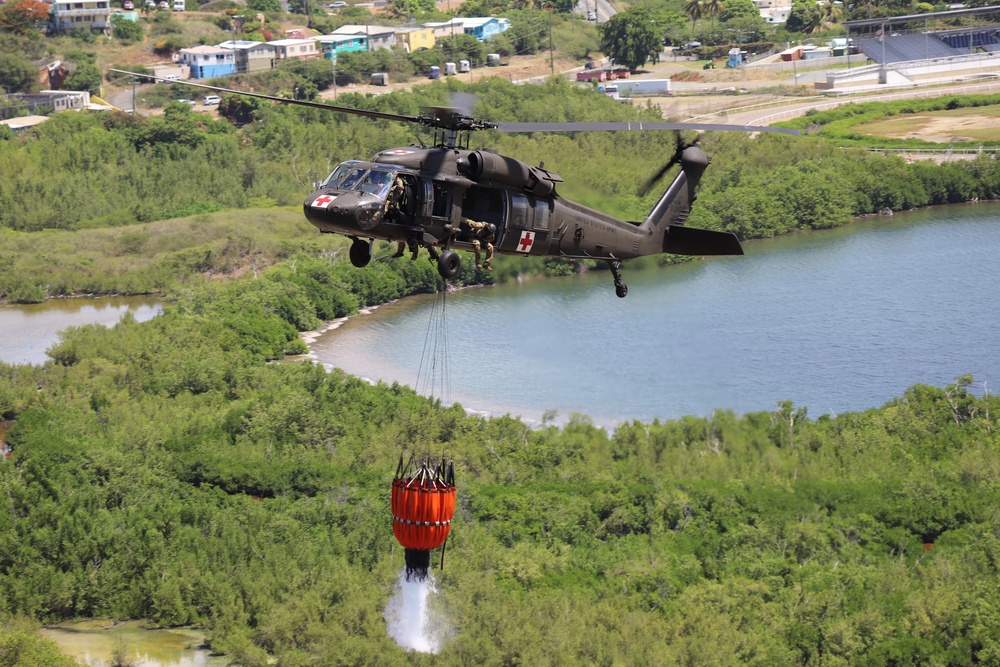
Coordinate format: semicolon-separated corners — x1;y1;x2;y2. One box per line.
349;239;371;268
607;260;628;299
437;249;461;280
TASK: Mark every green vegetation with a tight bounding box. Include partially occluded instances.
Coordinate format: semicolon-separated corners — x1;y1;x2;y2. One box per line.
1;247;999;663
5;82;1000;299
782;94;1000;149
3;74;1000;664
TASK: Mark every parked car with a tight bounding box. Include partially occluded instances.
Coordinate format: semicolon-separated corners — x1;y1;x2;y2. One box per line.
163;74;181;81
201;95;222;105
157;1;169;8
329;1;348;6
122;0;134;8
177;98;196;106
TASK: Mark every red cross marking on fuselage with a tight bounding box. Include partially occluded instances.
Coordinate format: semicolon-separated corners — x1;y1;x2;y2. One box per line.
518;231;535;253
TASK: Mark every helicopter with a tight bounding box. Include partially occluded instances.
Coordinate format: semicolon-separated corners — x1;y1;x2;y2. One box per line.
110;70;798;297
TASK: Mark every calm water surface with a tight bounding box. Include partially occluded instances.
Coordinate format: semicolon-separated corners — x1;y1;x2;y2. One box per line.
311;204;1000;426
0;296;162;366
40;620;227;667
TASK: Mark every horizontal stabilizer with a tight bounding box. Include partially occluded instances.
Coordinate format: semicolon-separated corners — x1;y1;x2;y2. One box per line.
664;224;744;256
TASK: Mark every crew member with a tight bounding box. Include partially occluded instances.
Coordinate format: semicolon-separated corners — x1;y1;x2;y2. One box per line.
388;175;419;260
465;218;495;271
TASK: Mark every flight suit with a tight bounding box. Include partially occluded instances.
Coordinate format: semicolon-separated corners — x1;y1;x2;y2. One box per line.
388;176;418;260
465;218;494;271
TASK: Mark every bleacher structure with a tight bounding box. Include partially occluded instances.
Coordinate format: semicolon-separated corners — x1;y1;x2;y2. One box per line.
817;6;1000;89
848;7;1000;65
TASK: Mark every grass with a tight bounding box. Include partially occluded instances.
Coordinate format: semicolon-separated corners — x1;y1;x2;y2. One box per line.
851;104;1000;142
0;207;346;302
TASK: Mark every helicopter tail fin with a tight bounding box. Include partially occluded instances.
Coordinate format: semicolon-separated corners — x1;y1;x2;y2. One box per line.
640;144;743;256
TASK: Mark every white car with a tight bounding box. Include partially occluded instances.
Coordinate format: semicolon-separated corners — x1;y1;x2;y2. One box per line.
201;95;222;105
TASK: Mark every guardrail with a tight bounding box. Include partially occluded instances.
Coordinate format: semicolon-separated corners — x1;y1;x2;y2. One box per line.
695;80;1000;126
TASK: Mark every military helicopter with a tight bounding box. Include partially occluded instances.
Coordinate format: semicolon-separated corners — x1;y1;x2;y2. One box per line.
111;70;798;297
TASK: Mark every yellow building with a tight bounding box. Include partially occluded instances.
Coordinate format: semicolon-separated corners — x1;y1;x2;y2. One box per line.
396;27;435;53
50;0;111;32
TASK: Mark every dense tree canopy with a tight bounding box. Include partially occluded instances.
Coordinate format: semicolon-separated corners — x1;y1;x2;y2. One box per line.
2;80;1000;665
0;0;50;35
600;8;663;71
0;53;37;94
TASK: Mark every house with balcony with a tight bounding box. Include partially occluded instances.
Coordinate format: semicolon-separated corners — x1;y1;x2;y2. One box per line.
313;34;368;61
330;25;398;51
396;26;435;53
267;38;319;60
178;46;236;79
49;0;112;33
217;40;276;73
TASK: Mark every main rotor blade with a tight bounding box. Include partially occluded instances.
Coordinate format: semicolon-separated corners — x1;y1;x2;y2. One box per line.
108;69;426;125
496;121;799;135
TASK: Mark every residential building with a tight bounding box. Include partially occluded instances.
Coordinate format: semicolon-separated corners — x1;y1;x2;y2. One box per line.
178;45;237;79
457;17;510;41
313;34;368;60
396;26;435;53
752;0;791;23
331;25;398;51
2;90;91;115
424;17;510;41
267;38;319;60
49;0;112;32
217;40;277;73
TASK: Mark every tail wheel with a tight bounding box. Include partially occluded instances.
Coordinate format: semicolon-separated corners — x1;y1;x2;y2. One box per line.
616;284;628;298
349;239;371;268
437;249;461;279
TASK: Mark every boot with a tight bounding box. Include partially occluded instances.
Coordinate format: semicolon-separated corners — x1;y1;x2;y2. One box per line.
476;263;482;269
410;251;419;261
392;249;404;258
484;262;493;272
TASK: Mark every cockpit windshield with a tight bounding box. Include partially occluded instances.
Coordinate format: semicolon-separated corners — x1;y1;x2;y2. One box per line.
326;167;396;200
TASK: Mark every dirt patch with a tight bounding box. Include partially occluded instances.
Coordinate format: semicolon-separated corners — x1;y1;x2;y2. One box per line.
321;54;582;98
859;113;1000;143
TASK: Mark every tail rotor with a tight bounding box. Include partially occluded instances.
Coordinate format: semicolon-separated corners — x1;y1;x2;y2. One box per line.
638;132;697;198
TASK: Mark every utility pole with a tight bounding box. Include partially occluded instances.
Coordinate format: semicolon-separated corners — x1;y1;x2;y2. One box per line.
549;8;554;76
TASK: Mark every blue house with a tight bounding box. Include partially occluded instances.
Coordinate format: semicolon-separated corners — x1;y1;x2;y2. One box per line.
178;46;236;79
425;17;510;42
460;17;510;41
314;34;368;60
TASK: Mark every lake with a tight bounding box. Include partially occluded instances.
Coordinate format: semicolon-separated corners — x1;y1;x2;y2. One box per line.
0;296;162;366
308;203;1000;426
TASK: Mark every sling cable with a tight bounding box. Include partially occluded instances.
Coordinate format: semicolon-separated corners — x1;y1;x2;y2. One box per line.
392;279;457;581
